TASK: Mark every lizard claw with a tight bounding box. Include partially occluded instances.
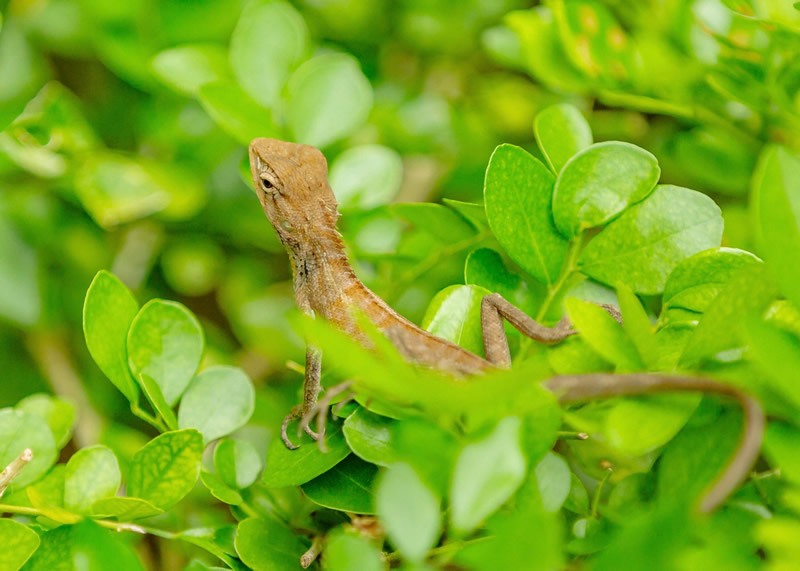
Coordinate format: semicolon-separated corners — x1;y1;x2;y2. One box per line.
279;381;356;452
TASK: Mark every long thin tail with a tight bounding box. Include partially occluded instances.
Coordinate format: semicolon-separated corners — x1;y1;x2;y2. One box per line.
544;373;765;513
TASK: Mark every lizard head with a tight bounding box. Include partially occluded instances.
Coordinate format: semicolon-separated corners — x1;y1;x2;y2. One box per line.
248;137;340;252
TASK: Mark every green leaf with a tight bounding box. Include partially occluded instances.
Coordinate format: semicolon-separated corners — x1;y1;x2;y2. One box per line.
127;299;204;407
330;144;403;210
534;103;592;173
301;455;378;513
764;422;800;485
616;284;658;367
90;496;164;520
534;452;570;512
563;472;590;515
0;519;40;571
681;263;776;365
376;462;440;562
421;284;490;356
754;146;800;310
605;394;701;456
392;203;477;243
177;527;240;570
450;417;527;535
0;409;57;488
0;216;40;326
324;529;385;571
286;53;372;148
197;80;279;145
578;185;723;295
177;366;254;443
443;199;489;229
64;445;120;514
151;44;229;96
138;373;178;431
261;420;350;487
657;408;742;507
484;144;568;285
214;439;262;490
200;470;243;505
662;248;761;314
127;429;203;510
23;520;143;571
553;142;660;238
566;297;643;370
343;408;397;467
234;517;308;570
16;394;75;450
82;270;139;403
75;152;204;228
229;0;308;108
746;319;800;411
465;248;541;314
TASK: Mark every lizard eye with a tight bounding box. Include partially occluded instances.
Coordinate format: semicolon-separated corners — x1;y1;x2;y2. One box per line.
260;177;275;191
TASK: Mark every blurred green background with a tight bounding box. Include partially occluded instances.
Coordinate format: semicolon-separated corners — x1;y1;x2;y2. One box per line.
0;0;798;563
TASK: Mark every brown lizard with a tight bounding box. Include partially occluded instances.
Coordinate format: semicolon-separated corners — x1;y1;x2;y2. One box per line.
248;137;764;514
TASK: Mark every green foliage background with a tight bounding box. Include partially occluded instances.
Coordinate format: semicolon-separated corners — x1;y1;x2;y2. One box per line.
1;0;800;569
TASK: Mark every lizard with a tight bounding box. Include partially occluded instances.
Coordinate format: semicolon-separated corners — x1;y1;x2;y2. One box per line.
248;137;764;514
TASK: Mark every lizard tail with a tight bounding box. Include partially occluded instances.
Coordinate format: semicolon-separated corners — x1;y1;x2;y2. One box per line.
544;373;766;514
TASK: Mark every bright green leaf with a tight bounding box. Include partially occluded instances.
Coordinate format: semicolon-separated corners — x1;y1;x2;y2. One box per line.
450;417;527;535
127;299;204;407
754;146;800;310
178;365;255;443
197;80;279;145
0;408;56;488
138;373;178;431
746;318;800;410
376;462;440;562
16;394;75;450
90;496;164;520
553;142;659;238
229;0;308;108
421;284;491;356
763;422;800;485
681;263;776;365
605;394;701;456
566;297;642;370
261;420;350;487
301;455;378;514
579;185;723;295
214;439;262;490
343;408;397;467
127;429;203;510
64;445;120;514
534;103;592;173
465;248;541;314
534;452;570;512
235;517;308;570
151;44;229;95
200;470;243;505
324;529;385;571
330;144;403;210
286;53;372;148
484;144;568;285
663;248;761;314
83;270;139;403
616;284;658;367
0;519;40;571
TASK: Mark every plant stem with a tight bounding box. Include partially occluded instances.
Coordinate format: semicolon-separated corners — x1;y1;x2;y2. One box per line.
590;468;613;519
0;502;175;538
131;401;168;432
537;234;584;322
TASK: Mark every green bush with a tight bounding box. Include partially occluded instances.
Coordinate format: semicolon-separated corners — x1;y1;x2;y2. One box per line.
1;1;800;569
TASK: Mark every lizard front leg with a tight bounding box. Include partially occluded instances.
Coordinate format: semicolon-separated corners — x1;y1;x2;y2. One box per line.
280;344;323;449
